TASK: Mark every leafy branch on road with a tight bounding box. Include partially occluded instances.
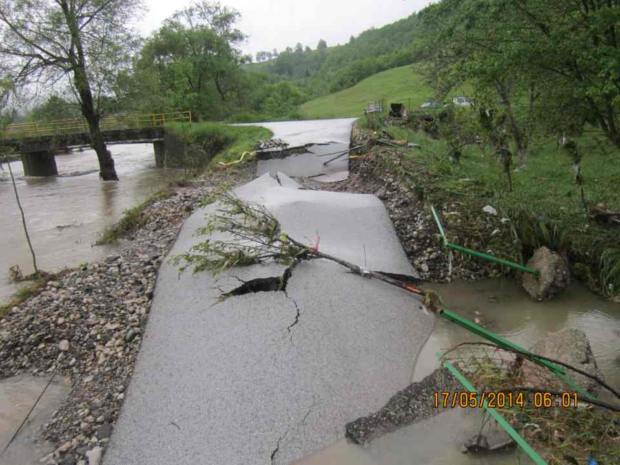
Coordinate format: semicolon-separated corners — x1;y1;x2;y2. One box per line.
173;193;435;306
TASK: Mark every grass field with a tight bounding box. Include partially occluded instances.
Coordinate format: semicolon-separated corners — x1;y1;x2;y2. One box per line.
300;65;433;119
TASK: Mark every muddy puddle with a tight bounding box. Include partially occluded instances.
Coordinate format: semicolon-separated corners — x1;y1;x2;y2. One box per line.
0;375;71;465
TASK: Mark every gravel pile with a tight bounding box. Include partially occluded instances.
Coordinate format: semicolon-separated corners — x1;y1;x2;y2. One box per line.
0;164;254;465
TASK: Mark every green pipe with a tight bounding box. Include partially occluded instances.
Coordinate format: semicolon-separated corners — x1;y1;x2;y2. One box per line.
442;359;548;465
429;205;539;276
439;309;564;375
439;309;598;401
447;242;539;275
430;206;448;246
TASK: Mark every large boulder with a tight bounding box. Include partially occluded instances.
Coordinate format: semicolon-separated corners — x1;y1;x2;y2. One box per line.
522;246;570;301
522;328;603;394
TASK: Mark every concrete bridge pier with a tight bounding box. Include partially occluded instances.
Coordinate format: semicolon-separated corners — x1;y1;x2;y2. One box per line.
21;151;58;177
153;140;166;168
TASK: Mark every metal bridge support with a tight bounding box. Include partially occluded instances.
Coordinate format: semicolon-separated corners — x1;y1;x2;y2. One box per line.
153;140;166;168
21;151;58;177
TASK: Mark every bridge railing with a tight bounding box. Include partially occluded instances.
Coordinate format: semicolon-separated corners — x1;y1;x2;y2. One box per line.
2;111;192;139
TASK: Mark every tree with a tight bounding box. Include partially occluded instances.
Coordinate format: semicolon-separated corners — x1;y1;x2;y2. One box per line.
134;1;245;120
317;39;327;51
0;79;39;275
420;0;535;163
28;95;81;121
256;51;272;62
0;0;141;180
420;0;620;150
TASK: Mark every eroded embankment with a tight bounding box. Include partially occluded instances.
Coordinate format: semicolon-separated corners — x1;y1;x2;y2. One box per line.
307;126;516;284
311;125;619;302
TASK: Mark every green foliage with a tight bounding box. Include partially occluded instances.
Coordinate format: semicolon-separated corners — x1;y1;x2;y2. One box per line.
420;0;620;149
123;1;245;120
255;81;308;118
173;193;305;275
27;95;81;122
376;125;620;298
165;122;271;165
248;13;422;95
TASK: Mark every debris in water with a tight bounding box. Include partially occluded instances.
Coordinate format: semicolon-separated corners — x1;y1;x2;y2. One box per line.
462;431;515;454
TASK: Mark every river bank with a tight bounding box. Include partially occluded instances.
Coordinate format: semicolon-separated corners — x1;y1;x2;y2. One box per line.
0;163;256;465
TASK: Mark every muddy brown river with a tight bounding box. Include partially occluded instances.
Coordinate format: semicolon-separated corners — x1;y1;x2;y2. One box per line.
0;143;180;302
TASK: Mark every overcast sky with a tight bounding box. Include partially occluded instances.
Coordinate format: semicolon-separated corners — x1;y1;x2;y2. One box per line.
138;0;435;56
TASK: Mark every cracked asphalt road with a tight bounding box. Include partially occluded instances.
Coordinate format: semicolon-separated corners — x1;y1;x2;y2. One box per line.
104;123;434;465
249;118;357;182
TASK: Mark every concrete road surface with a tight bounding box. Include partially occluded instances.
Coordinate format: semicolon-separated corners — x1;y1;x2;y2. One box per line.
104;173;434;465
246;118;357;182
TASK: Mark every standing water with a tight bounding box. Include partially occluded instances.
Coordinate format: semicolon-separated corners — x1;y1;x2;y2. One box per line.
0;144;180;302
296;279;619;465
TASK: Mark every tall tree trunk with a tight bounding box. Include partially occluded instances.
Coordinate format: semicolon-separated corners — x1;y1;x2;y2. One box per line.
604;100;620;148
496;80;528;164
61;0;118;180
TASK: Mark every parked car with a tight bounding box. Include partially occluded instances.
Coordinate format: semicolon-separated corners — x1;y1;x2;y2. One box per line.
420;100;442;109
452;96;473;107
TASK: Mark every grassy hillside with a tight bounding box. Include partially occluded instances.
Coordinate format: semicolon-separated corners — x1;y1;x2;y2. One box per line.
299;65;432;119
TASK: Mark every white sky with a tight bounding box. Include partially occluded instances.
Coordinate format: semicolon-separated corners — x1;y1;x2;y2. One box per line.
138;0;435;56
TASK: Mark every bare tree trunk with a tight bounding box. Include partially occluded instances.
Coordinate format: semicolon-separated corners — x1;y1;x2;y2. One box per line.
7;161;38;274
604;99;620;148
496;80;528;165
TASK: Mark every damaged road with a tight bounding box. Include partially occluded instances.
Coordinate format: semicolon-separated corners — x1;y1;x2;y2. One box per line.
104;169;435;465
241;118;357;182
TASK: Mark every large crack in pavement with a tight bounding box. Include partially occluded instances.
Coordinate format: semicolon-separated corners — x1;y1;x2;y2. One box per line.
223;260;305;343
104;119;435;465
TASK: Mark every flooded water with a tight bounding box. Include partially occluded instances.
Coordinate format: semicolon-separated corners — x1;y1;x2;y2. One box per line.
414;278;620;388
0;144;180;302
298;279;619;465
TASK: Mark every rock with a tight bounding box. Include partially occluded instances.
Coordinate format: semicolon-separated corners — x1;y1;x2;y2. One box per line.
85;446;103;465
462;431;515;454
482;205;497;216
124;328;139;342
522;328;604;394
521;247;570;301
96;423;113;439
59;340;70;352
374;187;387;200
60;455;77;465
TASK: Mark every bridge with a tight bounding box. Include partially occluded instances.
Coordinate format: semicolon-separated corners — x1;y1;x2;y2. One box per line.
1;111;192;176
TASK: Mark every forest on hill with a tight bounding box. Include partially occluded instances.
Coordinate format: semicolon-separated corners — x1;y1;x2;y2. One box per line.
3;0;619;152
5;4;424;124
247;13;421;95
